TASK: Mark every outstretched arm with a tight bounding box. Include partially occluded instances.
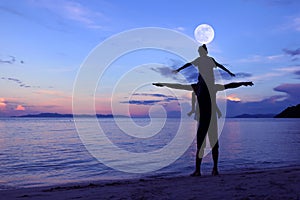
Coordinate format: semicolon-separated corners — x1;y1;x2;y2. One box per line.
173;63;192;73
152;83;193;91
215;82;253;91
212;58;235;77
224;82;254;89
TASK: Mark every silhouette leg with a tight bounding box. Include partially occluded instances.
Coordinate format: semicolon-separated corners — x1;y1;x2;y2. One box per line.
191;92;211;176
191;148;202;176
212;144;219;176
191;81;212;176
191;140;206;177
209;103;219;176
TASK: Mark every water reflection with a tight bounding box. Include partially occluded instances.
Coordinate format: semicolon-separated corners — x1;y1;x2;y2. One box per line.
0;118;299;188
220;120;243;158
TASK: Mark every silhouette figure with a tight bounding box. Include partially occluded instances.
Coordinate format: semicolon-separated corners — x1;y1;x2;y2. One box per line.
173;44;235;85
170;44;235;176
173;45;235;121
153;81;253;176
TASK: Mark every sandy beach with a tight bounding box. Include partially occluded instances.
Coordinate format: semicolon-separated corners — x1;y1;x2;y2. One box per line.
1;166;299;200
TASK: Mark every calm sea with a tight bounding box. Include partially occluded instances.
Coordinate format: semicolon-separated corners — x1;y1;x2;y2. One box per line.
0;118;299;189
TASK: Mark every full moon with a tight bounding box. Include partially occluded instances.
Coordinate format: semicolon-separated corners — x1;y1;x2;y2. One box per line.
194;24;215;44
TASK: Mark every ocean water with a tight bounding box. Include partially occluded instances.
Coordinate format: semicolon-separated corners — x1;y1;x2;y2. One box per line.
0;118;299;189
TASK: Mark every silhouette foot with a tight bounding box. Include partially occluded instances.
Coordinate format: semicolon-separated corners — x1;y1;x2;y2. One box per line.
212;169;219;176
190;171;201;177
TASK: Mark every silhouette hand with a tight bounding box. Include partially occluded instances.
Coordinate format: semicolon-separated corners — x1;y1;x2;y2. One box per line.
152;83;164;87
217;111;222;118
244;82;254;86
187;110;195;117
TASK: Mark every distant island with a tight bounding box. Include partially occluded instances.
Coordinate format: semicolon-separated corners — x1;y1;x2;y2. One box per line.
233;104;300;118
12;104;300;118
232;113;275;118
274;104;300;118
14;113;128;118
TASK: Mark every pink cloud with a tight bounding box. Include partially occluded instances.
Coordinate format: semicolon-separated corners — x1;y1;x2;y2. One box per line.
15;105;25;111
0;98;7;109
226;94;241;102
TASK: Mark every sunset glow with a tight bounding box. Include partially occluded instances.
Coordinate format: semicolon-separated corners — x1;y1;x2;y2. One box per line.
0;1;299;117
15;105;25;111
0;98;6;109
227;95;241;102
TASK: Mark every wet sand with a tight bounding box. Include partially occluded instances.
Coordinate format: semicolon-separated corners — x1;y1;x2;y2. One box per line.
1;166;299;200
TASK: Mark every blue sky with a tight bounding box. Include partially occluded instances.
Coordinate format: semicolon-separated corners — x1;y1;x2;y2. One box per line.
0;0;299;117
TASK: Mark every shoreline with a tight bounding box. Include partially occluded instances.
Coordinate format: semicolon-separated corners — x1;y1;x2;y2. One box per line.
1;166;299;200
